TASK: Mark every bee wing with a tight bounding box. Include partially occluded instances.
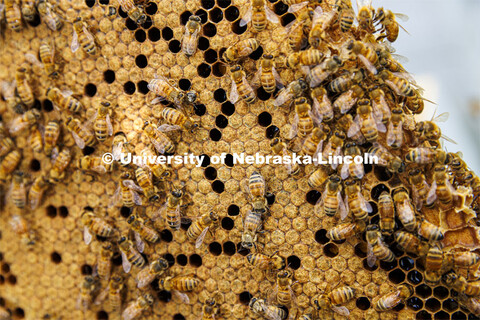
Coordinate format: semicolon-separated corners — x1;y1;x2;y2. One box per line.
340;163;350;180
288;114;298;140
106;114;113;136
357;54;377;75
71;131;86;149
394;12;409;21
311;98;324;123
273;88;289;107
123;179;144;192
314;191;327;216
433;112;449;123
71;29;79;53
386;122;395;147
267;285;279;305
362;197;373;213
287;1;309;13
338;192;348;220
251;68;261;89
367;242;377;267
112;142;124;160
109;186;121;208
229;79;239;104
84;226;93;245
25;53;43;68
132;190;143;206
91;165;107;174
94;286;109;305
440;134;457;145
83;25;96;44
121;303;136;320
375;119;386;133
158;124;181;132
271;67;284;89
331;306;350;316
134;232;145;253
136;268;151;288
173;290;190;304
265;6;279;24
347;115;361;138
426;180;437;206
121;250;132;274
239;5;252;27
195;226;210;249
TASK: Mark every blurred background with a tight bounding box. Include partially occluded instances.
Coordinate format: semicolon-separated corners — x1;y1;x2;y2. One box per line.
368;0;480;172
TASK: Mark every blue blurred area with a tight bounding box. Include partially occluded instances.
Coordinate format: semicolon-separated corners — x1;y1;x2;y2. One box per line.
370;0;480;172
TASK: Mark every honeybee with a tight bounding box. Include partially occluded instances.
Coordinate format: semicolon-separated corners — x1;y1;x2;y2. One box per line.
92;101;113;142
315;174;347;219
160;187;187;230
118;236;145;273
394;231;428;256
322;130;346;170
386;108;403;149
337;114;366;144
310;87;333;123
9;109;41;135
139;147;171;181
15;67;34;108
340;142;365;180
21;0;36;22
273;78;308;107
327;70;364;94
135;167;158;202
255;54;283;93
249;297;287;320
444;273;480;296
242;210;263;249
127;212;159;252
417;218;444;242
248;171;267;213
287;49;324;68
374;284;413;311
377;45;407;73
223;38;259;63
301;125;329;161
286;7;312;51
426;165;456;206
246;251;286;271
118;0;146;25
182;15;202;56
326;220;365;241
375;8;409;43
201;298;219;320
271;138;300;175
240;0;279;32
343;40;377;74
1;80;24;114
307;55;343;88
335;0;354;32
308;166;331;189
445;251;480;269
121;294;154;320
136;257;169;288
314;286;355;317
159;106;198;133
344;178;372;221
112;132;135;164
77;276;98;313
308;9;337;49
148;75;196;106
459;294;480;317
356;0;375;34
10;214;36;246
10;171;26;209
25;41;58;78
48;148;71;183
229;65;256;104
366;224;395;267
378;69;415;97
46;87;83;113
95;274;123;311
4;0;22;32
71;17;97;55
159;275;200;304
111;172;143;208
424;244;443;286
333;85;364;114
0;150;21;181
81;209;116;245
96;242;114;281
347;99;386;142
29;174;49;210
65;116;95;149
30;125;43;153
270;270;296;306
367;143;404;173
187;211;219;248
408;168;430;209
377;191;395;236
142;121;175;154
37;0;63;30
290;97;316;139
77;155;114;174
405;147;446;165
391;187;416;231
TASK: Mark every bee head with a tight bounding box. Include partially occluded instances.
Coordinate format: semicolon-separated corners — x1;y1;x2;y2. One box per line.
118;236;127;244
126;214;135;224
189;15;201;23
186;90;197;104
263;54;273;60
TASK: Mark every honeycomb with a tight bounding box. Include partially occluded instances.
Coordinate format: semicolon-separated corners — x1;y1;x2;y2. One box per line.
0;0;480;319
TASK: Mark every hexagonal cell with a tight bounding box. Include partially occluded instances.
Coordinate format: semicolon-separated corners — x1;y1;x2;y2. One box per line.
416;284;433;299
442;298;459;312
407;297;424;311
416;310;432;320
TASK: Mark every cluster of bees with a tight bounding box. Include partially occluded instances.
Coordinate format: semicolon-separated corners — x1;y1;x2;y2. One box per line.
1;0;480;318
